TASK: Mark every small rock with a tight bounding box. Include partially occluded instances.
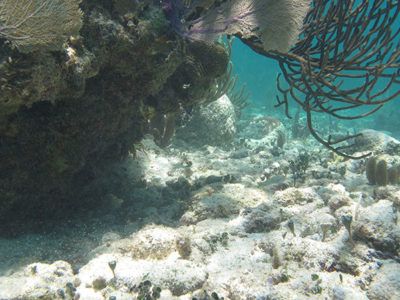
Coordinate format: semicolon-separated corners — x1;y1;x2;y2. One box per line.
332;286;368;300
354;129;400;154
328;194;352;211
274;187;321;206
240;115;282;140
101;232;121;245
230;149;249;159
92;276;107;290
239;204;282;233
367;262;400;300
129;225;179;260
354;200;399;252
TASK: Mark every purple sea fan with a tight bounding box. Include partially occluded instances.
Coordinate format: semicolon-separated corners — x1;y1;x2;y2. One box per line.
176;0;312;53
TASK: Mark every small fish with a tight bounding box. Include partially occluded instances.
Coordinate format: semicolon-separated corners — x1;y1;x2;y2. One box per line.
287;219;296;237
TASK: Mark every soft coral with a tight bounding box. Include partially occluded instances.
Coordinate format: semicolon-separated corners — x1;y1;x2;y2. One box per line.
162;0;311;53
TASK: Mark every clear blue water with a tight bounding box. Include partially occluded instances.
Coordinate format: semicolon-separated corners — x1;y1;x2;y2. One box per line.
231;39;280;111
231;36;400;138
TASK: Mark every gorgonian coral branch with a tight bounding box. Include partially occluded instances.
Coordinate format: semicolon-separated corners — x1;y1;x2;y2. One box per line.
266;0;400;159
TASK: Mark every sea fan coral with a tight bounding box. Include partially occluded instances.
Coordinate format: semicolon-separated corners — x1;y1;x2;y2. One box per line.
164;0;311;52
0;0;82;53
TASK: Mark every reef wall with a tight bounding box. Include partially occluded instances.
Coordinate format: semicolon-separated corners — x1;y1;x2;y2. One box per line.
0;0;229;222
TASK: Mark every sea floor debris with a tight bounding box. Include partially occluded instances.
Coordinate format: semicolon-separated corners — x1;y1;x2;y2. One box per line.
0;100;399;299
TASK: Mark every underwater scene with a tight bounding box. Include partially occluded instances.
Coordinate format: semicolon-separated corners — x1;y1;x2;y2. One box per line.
0;0;400;299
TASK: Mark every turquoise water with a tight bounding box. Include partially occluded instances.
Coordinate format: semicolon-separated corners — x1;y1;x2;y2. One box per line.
229;0;400;138
231;39;280;111
231;35;400;137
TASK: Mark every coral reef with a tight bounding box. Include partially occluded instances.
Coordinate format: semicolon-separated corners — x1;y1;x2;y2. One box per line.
0;0;229;223
0;115;399;299
0;2;399;298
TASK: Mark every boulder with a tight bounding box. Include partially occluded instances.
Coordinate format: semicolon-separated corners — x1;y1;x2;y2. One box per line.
176;94;237;147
